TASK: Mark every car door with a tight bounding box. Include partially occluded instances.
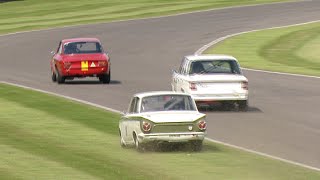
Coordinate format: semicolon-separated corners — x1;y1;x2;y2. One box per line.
122;97;139;143
52;42;63;72
121;97;135;143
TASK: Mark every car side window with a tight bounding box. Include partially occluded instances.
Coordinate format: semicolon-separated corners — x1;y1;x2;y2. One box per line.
184;61;192;75
178;58;187;74
133;97;140;113
57;42;62;54
179;58;190;75
128;97;136;114
181;60;190;75
128;97;139;114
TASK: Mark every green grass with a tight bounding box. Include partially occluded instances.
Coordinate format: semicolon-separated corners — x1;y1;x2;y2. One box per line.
296;31;320;64
1;83;320;179
0;0;291;35
204;22;320;76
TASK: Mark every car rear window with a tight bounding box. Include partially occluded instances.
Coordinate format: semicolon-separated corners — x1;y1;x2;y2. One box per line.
189;60;241;75
64;42;103;54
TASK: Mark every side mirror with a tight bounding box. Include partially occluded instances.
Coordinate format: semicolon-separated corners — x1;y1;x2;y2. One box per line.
121;110;127;116
50;51;56;55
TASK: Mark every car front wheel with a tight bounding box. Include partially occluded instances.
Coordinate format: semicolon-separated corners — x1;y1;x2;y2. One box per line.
119;130;127;148
134;133;144;152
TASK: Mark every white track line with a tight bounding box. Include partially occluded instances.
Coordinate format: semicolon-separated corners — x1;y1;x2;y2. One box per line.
0;81;121;114
0;0;306;38
0;0;319;172
1;80;320;172
195;20;320;79
206;139;320;172
194;20;320;171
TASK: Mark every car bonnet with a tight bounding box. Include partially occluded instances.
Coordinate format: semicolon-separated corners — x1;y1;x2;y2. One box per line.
140;111;205;123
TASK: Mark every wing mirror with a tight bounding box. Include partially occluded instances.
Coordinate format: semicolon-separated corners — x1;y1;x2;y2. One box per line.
121;110;127;116
50;51;56;55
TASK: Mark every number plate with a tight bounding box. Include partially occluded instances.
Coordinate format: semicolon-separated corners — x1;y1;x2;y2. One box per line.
169;134;180;137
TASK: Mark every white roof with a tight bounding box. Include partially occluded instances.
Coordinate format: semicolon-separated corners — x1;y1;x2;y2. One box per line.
185;54;238;61
134;91;190;99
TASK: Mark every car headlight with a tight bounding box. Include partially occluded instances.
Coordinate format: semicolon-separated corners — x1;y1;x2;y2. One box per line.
197;119;207;131
141;120;152;133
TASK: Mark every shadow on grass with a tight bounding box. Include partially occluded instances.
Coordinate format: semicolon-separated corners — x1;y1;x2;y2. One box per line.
139;142;221;153
0;0;23;3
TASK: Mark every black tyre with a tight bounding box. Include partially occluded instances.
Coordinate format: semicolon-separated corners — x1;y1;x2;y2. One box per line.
134;134;144;152
51;70;57;82
238;100;248;112
119;130;127;148
99;72;110;84
221;102;233;111
56;69;65;84
190;140;203;152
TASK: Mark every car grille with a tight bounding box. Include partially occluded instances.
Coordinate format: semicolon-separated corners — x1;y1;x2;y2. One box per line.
152;123;196;133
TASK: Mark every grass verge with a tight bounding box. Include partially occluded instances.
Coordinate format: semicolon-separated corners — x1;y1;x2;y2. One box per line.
204;22;320;76
0;0;291;35
1;82;320;179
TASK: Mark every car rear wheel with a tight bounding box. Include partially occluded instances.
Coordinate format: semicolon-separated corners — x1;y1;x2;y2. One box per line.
51;71;57;82
190;140;203;151
99;72;110;84
221;101;233;111
238;100;248;112
56;70;65;84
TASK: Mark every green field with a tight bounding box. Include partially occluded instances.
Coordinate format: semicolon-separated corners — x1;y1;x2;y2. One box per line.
1;0;319;179
204;22;320;76
0;0;291;34
1;83;320;179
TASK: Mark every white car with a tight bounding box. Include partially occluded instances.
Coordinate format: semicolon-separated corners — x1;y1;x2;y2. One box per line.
119;91;207;151
171;54;249;111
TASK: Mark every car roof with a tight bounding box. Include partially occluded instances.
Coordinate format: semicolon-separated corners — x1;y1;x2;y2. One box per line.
185;54;238;61
61;38;100;44
134;91;191;99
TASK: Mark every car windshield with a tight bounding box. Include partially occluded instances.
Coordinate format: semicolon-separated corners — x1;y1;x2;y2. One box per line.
140;95;196;112
64;41;103;54
189;59;241;75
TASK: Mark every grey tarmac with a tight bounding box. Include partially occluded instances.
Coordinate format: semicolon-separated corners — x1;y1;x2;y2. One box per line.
0;0;319;168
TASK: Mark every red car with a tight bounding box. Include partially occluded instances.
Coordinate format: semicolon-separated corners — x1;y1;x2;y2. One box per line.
50;38;111;84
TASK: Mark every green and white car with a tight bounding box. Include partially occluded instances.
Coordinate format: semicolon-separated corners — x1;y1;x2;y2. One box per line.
119;91;207;151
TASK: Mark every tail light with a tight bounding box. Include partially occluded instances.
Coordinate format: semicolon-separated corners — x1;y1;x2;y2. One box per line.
198;120;206;131
63;62;72;70
98;60;108;67
141;121;152;132
189;82;197;91
241;81;248;90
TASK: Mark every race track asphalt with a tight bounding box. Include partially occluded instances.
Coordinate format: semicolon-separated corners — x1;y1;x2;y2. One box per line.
0;0;320;168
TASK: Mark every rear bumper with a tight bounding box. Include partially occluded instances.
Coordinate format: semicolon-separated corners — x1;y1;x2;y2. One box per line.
138;132;206;143
191;92;248;101
60;67;108;77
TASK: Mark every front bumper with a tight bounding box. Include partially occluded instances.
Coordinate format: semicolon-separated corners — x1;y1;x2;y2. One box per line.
137;132;206;143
